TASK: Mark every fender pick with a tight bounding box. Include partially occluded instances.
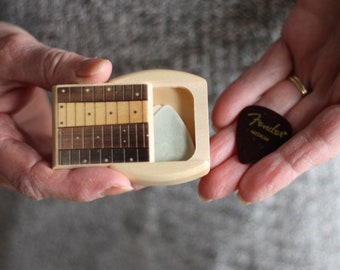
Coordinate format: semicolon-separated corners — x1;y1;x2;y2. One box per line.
236;105;292;164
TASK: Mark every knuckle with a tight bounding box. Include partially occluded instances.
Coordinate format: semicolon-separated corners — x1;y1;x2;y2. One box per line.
8;159;46;201
279;142;308;176
41;49;74;85
13;175;44;201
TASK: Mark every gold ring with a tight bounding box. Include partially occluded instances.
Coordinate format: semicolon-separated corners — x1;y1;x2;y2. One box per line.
288;75;309;96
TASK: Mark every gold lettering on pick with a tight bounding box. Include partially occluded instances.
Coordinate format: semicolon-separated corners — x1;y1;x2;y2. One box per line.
248;113;288;138
250;130;270;142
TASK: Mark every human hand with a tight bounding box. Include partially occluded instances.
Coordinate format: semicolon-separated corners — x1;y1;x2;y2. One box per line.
199;0;340;203
0;22;133;201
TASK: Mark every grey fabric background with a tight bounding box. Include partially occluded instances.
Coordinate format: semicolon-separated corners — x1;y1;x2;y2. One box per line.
1;0;339;269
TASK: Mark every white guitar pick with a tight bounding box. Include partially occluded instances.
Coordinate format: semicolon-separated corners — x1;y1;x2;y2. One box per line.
154;105;195;162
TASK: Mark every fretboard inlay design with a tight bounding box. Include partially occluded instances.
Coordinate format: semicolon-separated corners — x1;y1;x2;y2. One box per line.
54;84;152;166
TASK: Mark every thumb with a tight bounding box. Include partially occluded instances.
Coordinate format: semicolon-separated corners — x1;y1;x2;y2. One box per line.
0;22;112;90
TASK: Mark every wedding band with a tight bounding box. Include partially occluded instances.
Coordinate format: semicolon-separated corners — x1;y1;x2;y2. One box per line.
288;75;309;96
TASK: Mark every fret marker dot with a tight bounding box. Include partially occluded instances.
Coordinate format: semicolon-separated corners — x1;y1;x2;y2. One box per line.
104;158;109;163
76;136;80;140
61;89;66;93
82;159;88;164
129;158;134;162
107;87;111;92
96;136;100;139
135;92;140;97
85;88;90;93
134;110;137;114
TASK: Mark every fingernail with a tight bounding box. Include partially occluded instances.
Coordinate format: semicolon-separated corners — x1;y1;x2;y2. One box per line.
76;58;111;78
102;185;134;196
236;192;251;205
199;193;213;203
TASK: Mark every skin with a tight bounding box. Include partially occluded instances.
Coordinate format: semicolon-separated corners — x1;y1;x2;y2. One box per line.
0;22;133;201
199;0;340;203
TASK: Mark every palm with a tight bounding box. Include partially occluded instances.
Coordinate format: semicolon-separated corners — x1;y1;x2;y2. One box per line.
199;0;340;203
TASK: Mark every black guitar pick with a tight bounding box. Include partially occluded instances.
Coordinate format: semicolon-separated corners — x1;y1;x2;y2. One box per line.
236;105;292;164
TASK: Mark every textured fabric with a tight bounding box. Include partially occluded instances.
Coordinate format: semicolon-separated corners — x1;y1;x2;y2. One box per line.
1;1;339;269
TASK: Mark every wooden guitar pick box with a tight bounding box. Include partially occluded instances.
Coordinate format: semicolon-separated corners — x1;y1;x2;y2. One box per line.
52;70;210;185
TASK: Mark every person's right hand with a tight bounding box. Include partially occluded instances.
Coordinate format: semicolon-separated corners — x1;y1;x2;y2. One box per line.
0;22;134;201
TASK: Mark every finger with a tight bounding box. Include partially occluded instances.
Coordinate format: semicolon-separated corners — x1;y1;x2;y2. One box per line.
0;114;133;201
209;123;237;169
237;105;340;203
285;89;327;132
212;39;293;129
0;22;28;38
199;156;249;201
0;23;112;90
256;80;302;113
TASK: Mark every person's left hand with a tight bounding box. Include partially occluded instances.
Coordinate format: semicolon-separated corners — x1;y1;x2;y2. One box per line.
198;0;340;203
